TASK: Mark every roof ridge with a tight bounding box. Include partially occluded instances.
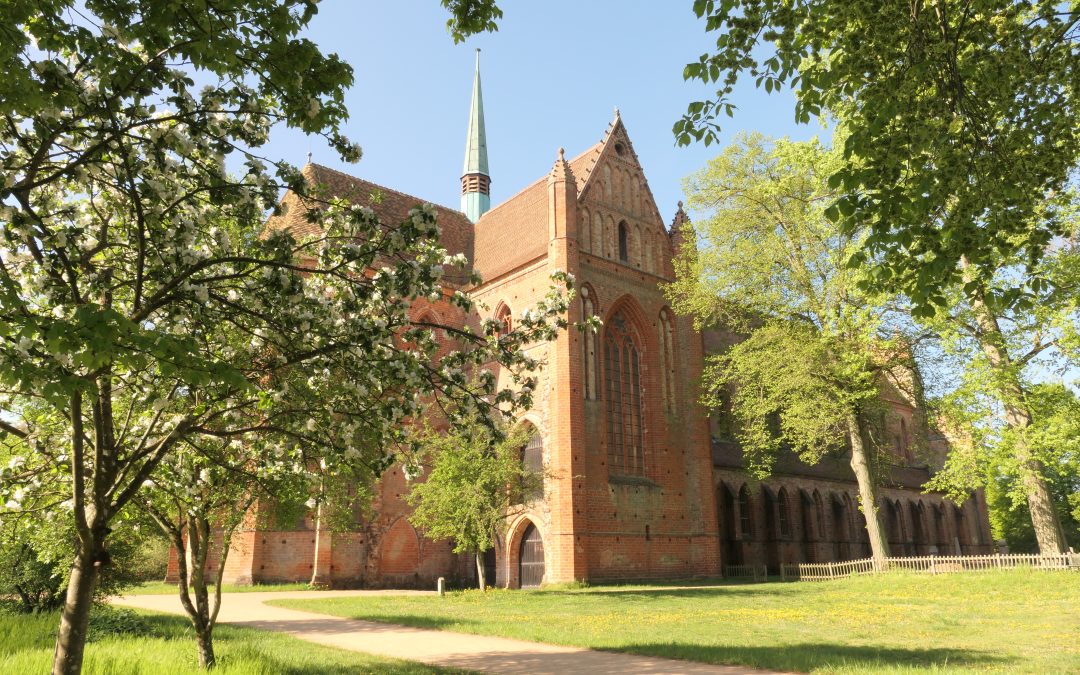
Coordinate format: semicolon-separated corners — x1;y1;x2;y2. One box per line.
307;163;470;219
479;142;603;223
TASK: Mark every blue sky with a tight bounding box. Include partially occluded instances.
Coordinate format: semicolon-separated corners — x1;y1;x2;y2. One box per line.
264;1;824;219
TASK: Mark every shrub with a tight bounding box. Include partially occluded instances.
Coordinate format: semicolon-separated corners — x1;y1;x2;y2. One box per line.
126;535;170;583
0;539;65;613
0;518;152;613
86;607;155;641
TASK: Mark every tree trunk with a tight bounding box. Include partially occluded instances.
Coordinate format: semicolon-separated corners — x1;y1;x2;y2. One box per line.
968;283;1067;553
187;516;217;669
195;624;215;670
52;550;99;675
475;552;486;592
847;414;890;567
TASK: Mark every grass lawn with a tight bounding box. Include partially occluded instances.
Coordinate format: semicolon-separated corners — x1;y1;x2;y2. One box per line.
123;580;315;595
272;569;1080;674
0;607;466;674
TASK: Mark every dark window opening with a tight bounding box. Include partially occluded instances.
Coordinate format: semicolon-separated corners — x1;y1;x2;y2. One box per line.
738;486;753;538
618;222;629;262
777;489;791;537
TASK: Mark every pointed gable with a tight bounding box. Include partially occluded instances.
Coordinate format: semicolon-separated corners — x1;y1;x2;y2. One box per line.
574;113;665;228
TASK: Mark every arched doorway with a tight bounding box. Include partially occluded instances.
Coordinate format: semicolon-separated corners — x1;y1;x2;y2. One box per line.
518;523;545;588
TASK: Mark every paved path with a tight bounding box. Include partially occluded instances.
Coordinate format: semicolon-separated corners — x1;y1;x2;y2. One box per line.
114;590;785;675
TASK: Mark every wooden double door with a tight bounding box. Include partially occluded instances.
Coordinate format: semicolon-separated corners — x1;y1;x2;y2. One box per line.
518;524;544;588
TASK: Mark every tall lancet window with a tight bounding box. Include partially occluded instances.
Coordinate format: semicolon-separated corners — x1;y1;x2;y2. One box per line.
582;287;598;400
618;221;629;262
605;311;644;476
658;309;675;412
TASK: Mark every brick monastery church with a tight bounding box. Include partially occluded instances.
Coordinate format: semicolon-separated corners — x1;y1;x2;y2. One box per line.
174;53;993;589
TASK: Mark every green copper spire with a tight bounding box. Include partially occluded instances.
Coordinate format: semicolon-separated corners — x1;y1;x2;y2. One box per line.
461;48;490;222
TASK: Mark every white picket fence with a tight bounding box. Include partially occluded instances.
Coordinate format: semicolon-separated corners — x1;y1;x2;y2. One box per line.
783;552;1080;582
724;563;768;582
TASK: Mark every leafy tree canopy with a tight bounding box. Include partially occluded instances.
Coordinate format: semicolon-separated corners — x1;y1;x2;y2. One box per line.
930;383;1080;550
668;133;913;558
676;0;1080;314
405;415;540;558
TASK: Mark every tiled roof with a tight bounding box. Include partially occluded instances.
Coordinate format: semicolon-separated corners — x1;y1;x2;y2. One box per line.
472;177;549;282
266;135;610;287
264;164;475;285
568;141;604;196
470;143;601;283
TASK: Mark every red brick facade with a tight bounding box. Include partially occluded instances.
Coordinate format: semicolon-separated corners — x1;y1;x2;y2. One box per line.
168;113;991;588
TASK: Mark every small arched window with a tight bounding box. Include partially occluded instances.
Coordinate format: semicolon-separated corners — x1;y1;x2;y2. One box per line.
738;485;753;538
710;387;735;441
618;221;629;262
777;488;791;538
605;310;644;476
900;418;912;461
496;303;512;337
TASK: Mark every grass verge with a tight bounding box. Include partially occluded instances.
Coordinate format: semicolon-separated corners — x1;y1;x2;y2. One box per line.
0;605;466;674
272;569;1080;674
122;581;315;595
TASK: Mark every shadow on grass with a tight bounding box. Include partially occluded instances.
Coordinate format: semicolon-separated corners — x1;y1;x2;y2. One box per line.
535;586;794;601
236;612;480;633
0;611;466;675
610;642;1014;673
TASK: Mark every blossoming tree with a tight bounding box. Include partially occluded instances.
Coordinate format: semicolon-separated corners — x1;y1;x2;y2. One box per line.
0;2;570;673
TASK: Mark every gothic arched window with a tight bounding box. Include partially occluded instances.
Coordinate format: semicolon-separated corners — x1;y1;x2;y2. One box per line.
777;488;792;537
738;485;754;538
605;310;644;476
658;309;675;412
900;418;913;462
579;207;591;254
618;221;629;262
520;426;543;501
582;287;598;400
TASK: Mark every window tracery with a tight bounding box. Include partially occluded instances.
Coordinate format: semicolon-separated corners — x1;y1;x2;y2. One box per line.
605;310;644;476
